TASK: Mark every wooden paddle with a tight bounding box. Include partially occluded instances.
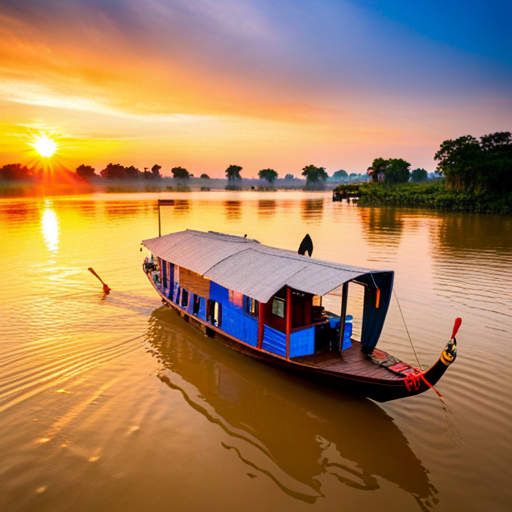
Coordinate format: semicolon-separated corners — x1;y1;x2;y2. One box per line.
88;267;111;294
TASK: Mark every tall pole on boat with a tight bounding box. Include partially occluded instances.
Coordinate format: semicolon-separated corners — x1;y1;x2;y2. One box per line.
157;199;175;237
286;286;292;360
339;282;349;351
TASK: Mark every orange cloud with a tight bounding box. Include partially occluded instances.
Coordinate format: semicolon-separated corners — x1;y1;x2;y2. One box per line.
1;1;510;176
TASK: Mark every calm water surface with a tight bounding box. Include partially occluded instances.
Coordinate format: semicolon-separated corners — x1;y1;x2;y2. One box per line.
1;191;511;512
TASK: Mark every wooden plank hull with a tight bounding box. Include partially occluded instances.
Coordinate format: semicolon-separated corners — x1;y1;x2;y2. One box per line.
145;267;455;402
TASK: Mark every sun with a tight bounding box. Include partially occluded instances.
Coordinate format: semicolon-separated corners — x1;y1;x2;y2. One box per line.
33;134;58;158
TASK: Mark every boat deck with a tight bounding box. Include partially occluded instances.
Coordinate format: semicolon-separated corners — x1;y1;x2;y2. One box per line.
292;341;404;381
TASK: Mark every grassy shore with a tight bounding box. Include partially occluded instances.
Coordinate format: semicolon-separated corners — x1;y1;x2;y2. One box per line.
354;180;512;215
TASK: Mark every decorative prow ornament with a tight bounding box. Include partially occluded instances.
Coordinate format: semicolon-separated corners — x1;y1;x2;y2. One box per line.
441;317;461;366
298;234;313;257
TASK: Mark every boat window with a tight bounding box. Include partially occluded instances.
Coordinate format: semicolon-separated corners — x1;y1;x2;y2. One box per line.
272;297;285;318
162;260;167;285
181;289;189;308
193;295;201;315
245;297;259;317
229;289;244;308
207;300;222;327
290;291;312;328
213;302;222;327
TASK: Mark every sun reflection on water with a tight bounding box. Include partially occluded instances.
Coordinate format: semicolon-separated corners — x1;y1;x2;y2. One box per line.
41;203;59;253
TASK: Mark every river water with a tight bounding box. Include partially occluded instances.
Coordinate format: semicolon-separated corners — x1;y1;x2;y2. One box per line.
1;191;511;512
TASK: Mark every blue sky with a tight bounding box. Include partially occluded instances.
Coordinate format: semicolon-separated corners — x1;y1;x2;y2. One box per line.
1;0;510;174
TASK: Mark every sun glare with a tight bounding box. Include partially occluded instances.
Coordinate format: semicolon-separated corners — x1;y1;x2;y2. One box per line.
33;134;57;158
41;203;59;253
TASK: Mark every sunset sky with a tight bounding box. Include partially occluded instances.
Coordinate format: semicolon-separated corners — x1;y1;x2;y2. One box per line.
1;0;511;177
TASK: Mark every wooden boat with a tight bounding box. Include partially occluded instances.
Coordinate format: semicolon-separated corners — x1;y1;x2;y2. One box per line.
142;229;458;402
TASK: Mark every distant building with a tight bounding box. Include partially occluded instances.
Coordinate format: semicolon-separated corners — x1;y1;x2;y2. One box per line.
367;168;385;183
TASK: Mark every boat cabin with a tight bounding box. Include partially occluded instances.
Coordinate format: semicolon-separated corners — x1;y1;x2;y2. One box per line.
142;230;394;360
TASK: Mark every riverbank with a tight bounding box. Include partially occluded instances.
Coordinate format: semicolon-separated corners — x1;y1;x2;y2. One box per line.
346;181;512;215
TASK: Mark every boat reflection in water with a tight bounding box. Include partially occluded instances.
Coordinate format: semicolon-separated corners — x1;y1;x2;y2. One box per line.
146;307;436;508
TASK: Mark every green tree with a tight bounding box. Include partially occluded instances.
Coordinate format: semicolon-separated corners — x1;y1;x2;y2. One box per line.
368;158;410;184
200;173;210;179
477;132;512;192
434;135;481;191
480;131;511;152
125;165;141;179
258;168;278;184
151;164;162;179
171;166;190;180
332;170;348;181
386;158;411;184
225;165;242;181
76;164;97;180
0;163;32;180
411;168;428;182
302;164;328;184
100;163;126;180
284;173;295;180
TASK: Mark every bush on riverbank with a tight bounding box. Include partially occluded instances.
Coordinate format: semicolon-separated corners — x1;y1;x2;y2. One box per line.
0;183;26;197
358;180;512;215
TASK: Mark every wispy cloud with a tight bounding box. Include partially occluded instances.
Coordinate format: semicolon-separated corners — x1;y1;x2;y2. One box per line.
0;0;510;174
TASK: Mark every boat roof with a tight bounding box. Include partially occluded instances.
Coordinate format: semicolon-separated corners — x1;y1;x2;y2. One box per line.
142;230;390;303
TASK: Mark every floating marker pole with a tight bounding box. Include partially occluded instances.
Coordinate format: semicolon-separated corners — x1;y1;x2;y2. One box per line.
88;267;111;294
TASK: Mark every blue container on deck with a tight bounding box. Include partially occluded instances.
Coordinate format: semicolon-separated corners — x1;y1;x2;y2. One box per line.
328;318;339;329
328;315;353;351
342;315;353;351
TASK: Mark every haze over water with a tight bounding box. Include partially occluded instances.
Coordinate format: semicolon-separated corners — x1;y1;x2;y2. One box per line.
1;191;511;512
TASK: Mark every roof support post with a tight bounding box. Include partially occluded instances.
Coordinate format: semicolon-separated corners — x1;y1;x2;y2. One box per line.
286;287;292;360
258;301;264;349
339;282;349;351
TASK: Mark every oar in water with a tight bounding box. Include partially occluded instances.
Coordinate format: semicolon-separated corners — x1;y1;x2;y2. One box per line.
88;267;111;294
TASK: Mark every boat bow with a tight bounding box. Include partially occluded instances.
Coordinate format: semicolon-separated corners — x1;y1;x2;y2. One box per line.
417;337;457;389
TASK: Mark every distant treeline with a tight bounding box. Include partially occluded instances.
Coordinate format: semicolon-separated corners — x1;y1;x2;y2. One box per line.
2;131;509;193
77;163;164;180
0;163;45;181
342;131;512;215
0;161;366;186
367;131;512;194
73;163;366;185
